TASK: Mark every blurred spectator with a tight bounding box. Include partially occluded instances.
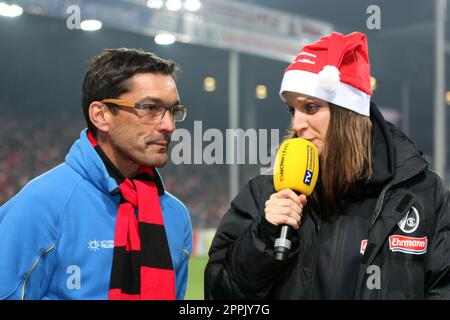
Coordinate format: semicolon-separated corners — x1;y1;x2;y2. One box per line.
0;114;83;204
161;163;229;228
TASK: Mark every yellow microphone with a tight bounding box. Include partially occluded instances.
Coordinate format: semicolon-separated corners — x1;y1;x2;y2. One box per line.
272;138;319;261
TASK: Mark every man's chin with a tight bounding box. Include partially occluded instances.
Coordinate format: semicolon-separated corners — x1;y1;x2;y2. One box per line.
153;159;168;168
142;154;169;168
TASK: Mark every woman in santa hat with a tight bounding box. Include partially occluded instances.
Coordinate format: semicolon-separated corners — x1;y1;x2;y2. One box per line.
205;31;450;299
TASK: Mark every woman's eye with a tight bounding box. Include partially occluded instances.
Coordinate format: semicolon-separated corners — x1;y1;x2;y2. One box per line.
305;104;320;113
287;106;295;115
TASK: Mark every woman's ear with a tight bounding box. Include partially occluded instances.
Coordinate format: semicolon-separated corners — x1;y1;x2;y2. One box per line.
89;101;110;134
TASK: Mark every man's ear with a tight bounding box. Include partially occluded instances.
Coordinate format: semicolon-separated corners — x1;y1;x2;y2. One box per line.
89;101;110;134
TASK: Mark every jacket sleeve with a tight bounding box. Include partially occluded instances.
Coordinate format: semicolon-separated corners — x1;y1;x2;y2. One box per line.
0;188;59;300
204;176;300;300
176;207;192;300
425;176;450;299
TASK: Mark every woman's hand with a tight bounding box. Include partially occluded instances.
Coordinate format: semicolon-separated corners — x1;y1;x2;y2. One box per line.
264;189;308;229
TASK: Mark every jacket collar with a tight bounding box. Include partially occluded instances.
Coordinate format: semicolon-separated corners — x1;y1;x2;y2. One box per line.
369;102;429;185
65;129;165;196
368;102;395;189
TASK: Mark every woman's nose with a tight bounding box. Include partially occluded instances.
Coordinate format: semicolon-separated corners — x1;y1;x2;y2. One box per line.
291;110;308;137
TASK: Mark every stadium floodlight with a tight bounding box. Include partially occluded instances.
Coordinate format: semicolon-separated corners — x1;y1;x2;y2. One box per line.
184;0;202;12
370;76;377;91
0;2;23;17
80;20;102;31
166;0;182;11
155;33;176;45
445;91;450;105
203;77;216;92
256;85;267;100
146;0;164;9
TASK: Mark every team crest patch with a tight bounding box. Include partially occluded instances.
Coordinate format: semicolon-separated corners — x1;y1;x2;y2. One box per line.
398;206;419;234
389;235;427;255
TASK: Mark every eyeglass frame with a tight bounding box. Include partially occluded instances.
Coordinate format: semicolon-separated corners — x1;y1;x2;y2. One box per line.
100;98;187;123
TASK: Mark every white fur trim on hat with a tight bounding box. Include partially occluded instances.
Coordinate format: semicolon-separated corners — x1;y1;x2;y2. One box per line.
279;70;370;116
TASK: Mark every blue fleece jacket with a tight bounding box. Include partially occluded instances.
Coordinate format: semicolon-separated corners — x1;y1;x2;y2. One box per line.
0;130;192;300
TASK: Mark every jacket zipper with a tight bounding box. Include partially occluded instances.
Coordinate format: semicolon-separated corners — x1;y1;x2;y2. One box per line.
308;214;321;299
329;215;346;298
370;165;426;228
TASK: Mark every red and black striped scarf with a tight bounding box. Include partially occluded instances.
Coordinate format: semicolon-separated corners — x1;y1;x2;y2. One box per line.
87;132;175;300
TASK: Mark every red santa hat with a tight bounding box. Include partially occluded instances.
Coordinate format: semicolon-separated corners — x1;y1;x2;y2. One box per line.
279;31;372;116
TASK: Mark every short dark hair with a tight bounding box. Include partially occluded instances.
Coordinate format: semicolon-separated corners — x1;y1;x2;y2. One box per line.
81;48;180;136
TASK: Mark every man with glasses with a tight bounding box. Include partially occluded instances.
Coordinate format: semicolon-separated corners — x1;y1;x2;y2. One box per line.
0;48;192;300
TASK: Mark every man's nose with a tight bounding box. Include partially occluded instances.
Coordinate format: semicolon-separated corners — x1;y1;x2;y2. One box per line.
157;109;176;133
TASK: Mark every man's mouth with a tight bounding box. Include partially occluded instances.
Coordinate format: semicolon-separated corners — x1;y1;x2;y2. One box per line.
153;141;169;147
146;135;171;147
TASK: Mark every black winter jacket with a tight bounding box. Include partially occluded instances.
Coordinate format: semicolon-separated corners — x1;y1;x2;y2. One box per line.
205;104;450;299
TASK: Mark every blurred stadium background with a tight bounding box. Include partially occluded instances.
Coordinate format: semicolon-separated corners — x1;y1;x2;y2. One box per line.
0;0;449;300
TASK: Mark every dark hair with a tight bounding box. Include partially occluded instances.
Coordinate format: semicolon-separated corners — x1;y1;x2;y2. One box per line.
81;48;180;136
286;103;373;220
312;104;373;220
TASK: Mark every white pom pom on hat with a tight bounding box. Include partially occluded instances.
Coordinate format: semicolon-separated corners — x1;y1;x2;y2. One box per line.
318;65;341;91
279;32;372;117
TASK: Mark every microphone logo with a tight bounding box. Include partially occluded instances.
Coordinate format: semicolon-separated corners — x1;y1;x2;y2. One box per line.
303;171;313;185
279;142;289;182
303;145;316;185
